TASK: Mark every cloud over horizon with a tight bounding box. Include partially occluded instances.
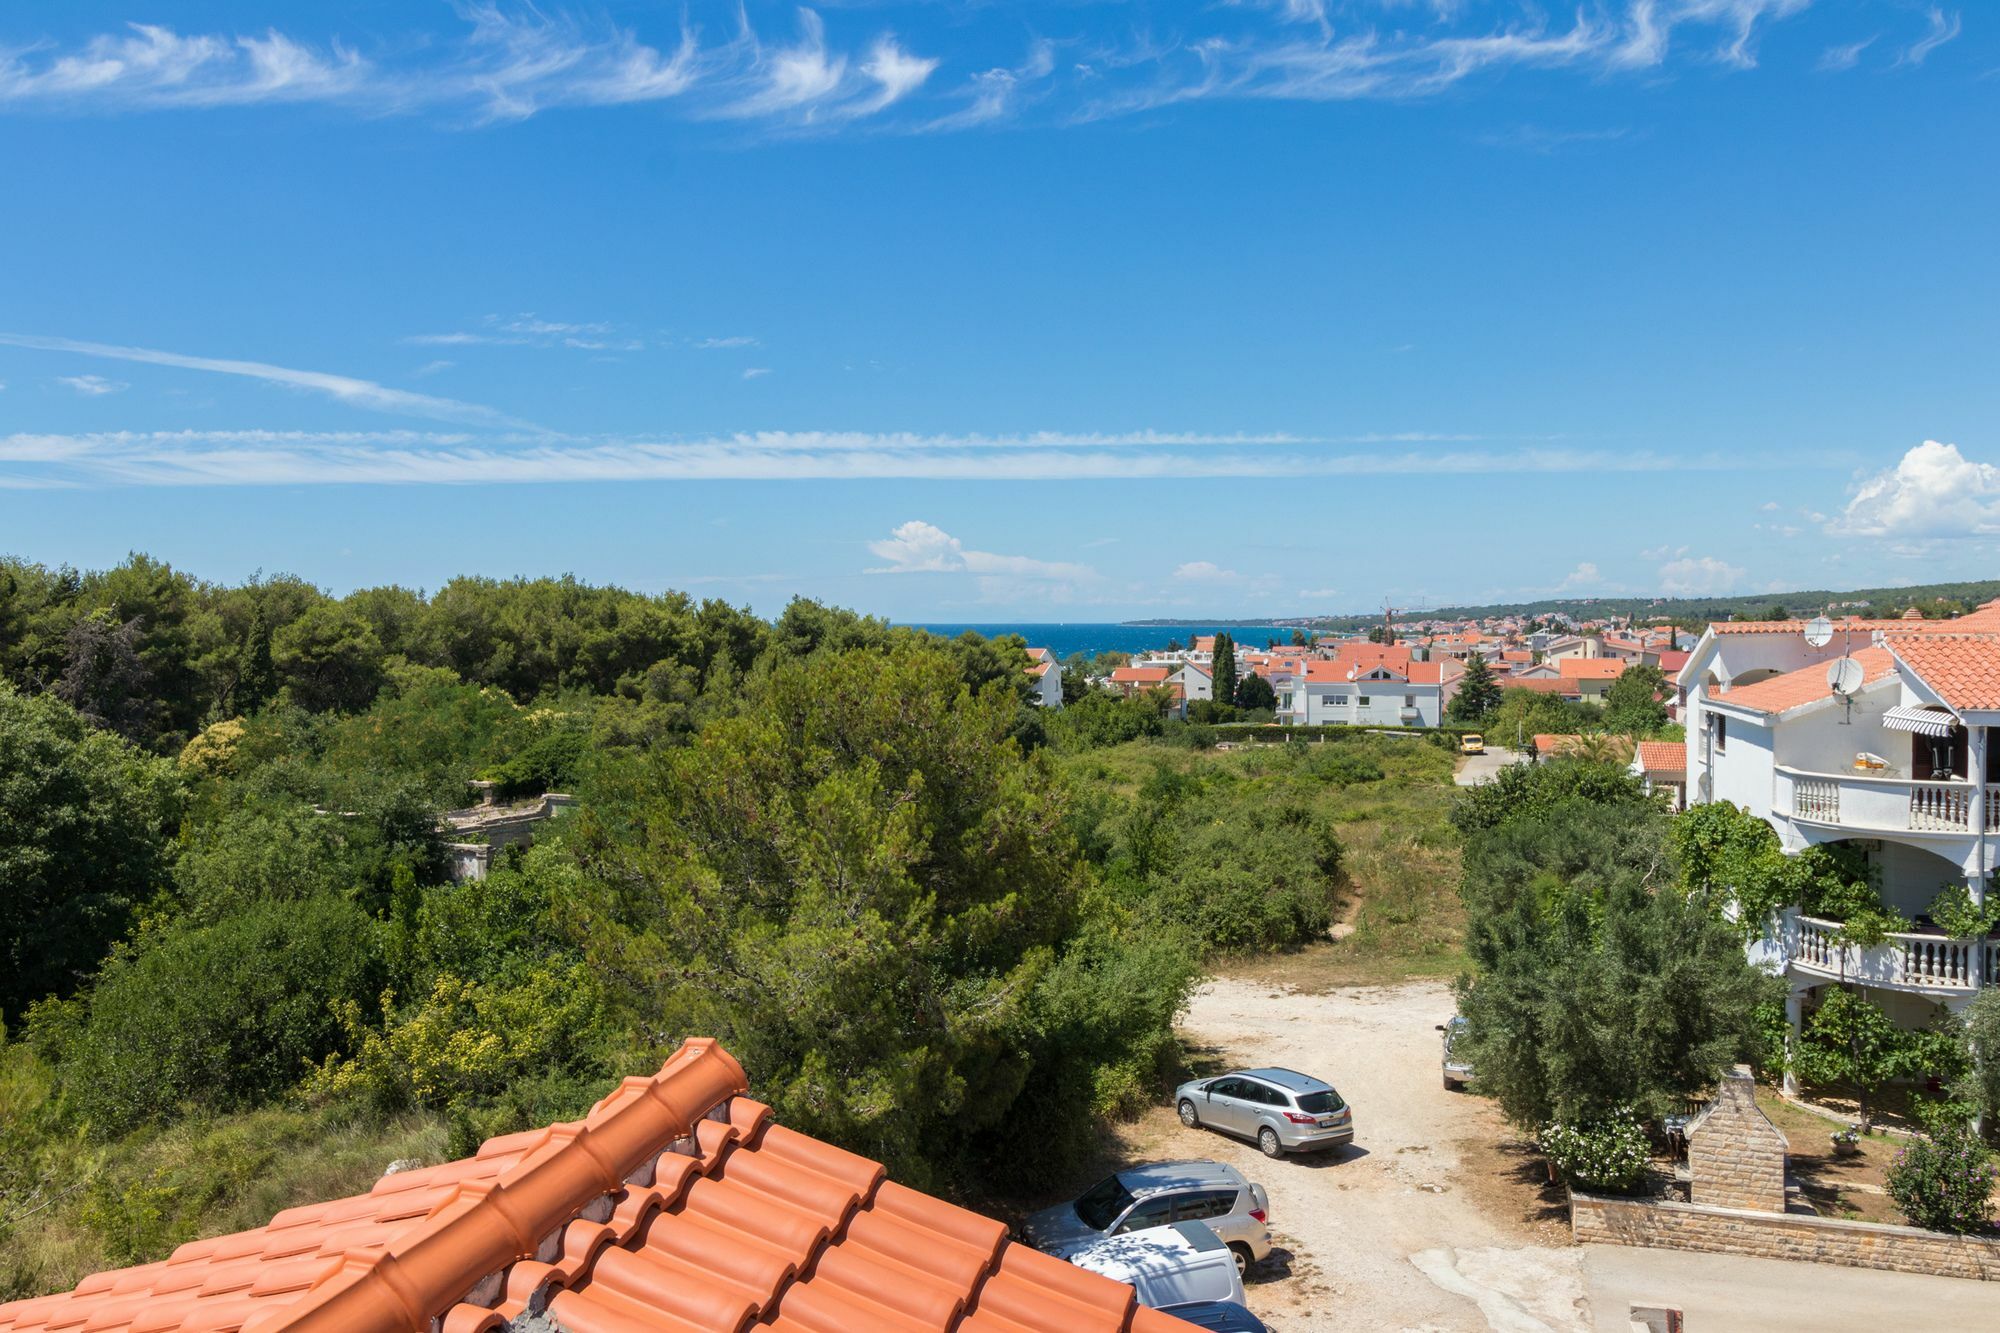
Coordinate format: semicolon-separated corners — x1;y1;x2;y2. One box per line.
0;2;1920;135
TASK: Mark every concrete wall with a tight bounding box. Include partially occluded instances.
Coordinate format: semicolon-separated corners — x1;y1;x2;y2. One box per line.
1571;1193;2000;1283
1709;715;1777;815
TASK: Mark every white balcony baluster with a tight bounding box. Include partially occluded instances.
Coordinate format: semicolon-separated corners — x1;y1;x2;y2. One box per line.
1793;778;1840;822
1910;782;1972;831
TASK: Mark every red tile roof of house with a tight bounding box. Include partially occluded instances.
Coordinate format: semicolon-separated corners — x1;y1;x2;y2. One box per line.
1883;632;2000;711
1500;677;1581;696
1655;650;1690;673
1028;662;1055;679
1108;666;1171;684
1558;659;1627;681
1716;645;1895;715
1634;741;1687;776
1025;647;1056;664
0;1041;1186;1333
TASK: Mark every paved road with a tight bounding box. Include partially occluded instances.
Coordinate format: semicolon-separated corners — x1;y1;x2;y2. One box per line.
1454;746;1524;786
1583;1244;2000;1331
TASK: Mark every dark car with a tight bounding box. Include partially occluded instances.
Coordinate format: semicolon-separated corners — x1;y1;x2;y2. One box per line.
1158;1300;1271;1332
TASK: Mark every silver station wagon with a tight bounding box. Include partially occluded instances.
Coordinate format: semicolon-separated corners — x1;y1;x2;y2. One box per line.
1023;1159;1273;1277
1175;1067;1354;1157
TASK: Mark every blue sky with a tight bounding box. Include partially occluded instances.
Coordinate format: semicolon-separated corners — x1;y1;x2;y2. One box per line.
0;1;1994;619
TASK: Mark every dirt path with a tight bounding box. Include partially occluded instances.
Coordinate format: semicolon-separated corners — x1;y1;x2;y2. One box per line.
1161;976;1590;1331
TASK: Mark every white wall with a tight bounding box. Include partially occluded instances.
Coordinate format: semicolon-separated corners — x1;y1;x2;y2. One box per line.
1709;714;1777;816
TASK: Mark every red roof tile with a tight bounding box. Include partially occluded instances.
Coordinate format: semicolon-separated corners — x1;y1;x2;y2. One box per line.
1716;645;1895;715
1884;632;2000;711
1634;741;1687;775
1558;659;1626;681
1107;667;1171;684
0;1041;1184;1333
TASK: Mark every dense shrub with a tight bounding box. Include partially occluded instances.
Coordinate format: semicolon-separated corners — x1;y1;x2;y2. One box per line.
38;896;383;1136
1887;1121;1997;1233
1541;1109;1650;1193
0;687;183;1019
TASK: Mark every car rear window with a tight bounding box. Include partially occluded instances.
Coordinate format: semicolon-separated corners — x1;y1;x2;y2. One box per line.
1295;1089;1344;1114
1075;1173;1136;1231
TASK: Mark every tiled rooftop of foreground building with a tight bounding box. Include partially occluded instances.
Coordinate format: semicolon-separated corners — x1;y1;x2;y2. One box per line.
0;1039;1192;1333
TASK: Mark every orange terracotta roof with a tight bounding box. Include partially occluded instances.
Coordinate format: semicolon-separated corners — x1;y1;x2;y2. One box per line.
1558;659;1627;681
1028;662;1055;678
1634;741;1686;775
1716;645;1895;715
1707;618;1907;636
1108;666;1171;684
1500;677;1581;696
1533;733;1582;756
0;1041;1185;1333
1025;647;1056;663
1883;633;2000;711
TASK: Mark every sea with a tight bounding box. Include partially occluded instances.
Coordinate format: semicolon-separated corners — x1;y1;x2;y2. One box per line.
901;623;1304;661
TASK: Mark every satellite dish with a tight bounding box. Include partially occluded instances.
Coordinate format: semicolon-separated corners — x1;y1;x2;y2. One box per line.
1804;616;1833;648
1827;657;1865;696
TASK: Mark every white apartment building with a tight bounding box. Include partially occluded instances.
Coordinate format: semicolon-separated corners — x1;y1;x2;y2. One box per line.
1679;602;2000;1072
1272;649;1462;728
1025;647;1063;709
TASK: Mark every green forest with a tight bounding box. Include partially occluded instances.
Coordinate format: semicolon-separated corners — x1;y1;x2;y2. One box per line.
0;553;1467;1295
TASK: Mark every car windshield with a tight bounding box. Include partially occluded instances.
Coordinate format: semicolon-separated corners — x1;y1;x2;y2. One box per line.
1295;1089;1344;1114
1074;1173;1136;1231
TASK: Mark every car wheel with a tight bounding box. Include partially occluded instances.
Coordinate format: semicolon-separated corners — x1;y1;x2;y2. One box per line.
1228;1243;1254;1280
1258;1126;1283;1158
1177;1099;1200;1128
1443;1073;1456;1091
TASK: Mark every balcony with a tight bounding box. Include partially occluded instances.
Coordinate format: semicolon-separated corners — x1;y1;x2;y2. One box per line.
1774;765;2000;837
1780;909;2000;996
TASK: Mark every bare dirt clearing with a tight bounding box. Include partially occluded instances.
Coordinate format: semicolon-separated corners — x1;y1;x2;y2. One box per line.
1127;972;1591;1331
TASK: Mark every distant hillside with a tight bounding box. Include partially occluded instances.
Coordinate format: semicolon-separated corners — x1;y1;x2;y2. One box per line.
1295;580;2000;632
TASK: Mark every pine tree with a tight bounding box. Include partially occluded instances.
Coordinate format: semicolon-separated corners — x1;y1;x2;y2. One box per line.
1212;632;1236;707
1449;650;1501;722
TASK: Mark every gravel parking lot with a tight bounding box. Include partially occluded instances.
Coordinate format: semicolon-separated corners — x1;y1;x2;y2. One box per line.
1132;975;1590;1332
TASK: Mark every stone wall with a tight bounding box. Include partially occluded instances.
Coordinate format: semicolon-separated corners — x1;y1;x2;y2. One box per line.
1686;1065;1787;1213
1572;1193;2000;1283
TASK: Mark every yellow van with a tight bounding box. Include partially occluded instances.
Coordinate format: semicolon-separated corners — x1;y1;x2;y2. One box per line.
1459;733;1485;755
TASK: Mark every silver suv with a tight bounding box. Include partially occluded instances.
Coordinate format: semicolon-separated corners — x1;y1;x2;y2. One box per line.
1175;1067;1353;1157
1439;1016;1474;1091
1022;1160;1272;1277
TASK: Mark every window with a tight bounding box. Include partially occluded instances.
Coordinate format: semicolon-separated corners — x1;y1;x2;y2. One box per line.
1242;1081;1283;1106
1172;1190;1239;1223
1296;1088;1345;1114
1713;713;1727;754
1114;1197;1175;1234
1404;694;1416;707
1074;1174;1136;1231
1356;695;1371;706
1319;694;1338;705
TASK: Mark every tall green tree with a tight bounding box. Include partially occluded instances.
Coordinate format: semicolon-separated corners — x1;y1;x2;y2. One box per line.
1448;651;1502;723
573;640;1192;1186
0;688;183;1019
1604;663;1670;735
1211;633;1237;707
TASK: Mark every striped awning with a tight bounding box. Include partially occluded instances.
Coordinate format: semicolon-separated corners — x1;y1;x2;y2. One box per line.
1883;705;1957;737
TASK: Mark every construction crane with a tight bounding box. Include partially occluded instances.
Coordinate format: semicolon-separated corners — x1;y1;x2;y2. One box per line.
1377;599;1431;645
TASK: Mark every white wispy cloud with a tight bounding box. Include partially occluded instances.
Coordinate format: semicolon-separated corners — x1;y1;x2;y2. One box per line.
403;313;635;351
55;373;126;396
0;2;1872;134
1658;554;1746;596
1898;8;1961;67
696;335;759;349
0;427;1851;489
1557;561;1603;590
1817;38;1874;72
1297;586;1340;600
0;333;537;428
741;367;772;380
866;519;1092;579
1173;561;1240;582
